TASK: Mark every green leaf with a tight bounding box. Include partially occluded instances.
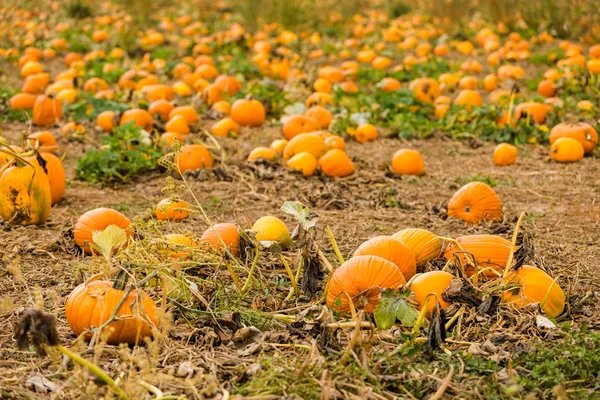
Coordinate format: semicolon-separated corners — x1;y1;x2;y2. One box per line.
374;289;419;330
90;225;128;260
280;201;319;231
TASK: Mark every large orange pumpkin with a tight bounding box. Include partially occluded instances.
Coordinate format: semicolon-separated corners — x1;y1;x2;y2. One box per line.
447;182;502;224
327;255;406;313
549;122;597;154
199;223;240;257
33;95;62;127
353;236;416;280
502;266;565;318
74;208;132;254
444;235;516;277
65;280;158;344
392;228;442;266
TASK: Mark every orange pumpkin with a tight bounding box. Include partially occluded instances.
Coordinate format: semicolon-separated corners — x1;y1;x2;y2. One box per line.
199;223;240;257
319;149;354;177
0;162;51;225
410;271;454;315
502;266;565;318
230;97;266;127
327;255;406;313
74;208;132;254
282;133;328;161
9;93;37;110
444;235;516;277
286;152;318;176
354;124;378;143
353;236;416;280
493;143;518;166
175;144;213;172
168;105;199;124
447;182;502;224
392;228;442;266
282;115;318;140
324;135;345;150
409;78;441;103
65;280;158;344
120;108;153;131
391;149;424;176
27;131;57;153
513;102;550;124
549;122;597;154
248;147;277;162
454;89;482;110
155;198;190;221
165;115;190;135
211;118;239;137
304;106;333;129
96;110;117;133
33;95;62;126
550;137;584;163
25;153;66;205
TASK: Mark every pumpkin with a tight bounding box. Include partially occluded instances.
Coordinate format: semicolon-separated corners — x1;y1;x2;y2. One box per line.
120;108;153;131
392;228;442;266
165;115;190;135
549;122;597;154
493;143;518;166
324;135;345;150
168;106;199;124
454;89;482;110
252;216;290;247
282;133;328;161
550;137;584;163
377;77;401;92
270;139;289;154
160;131;185;147
33;95;62;126
483;74;498;92
354;124;378;143
353;236;416;280
410;271;453;315
96;110;116;132
319;149;354;177
391;149;424;176
409;78;441;103
22;73;50;94
327;255;406;313
211;118;239;137
214;75;242;96
444;235;516;277
163;234;198;258
248;147;277;162
155;198;190;221
537;79;556;97
200;223;240;257
0;162;51;225
211;100;231;115
74;208;131;254
287;152;318;176
9;93;37;110
282;115;318;140
65;280;158;344
513;102;550;124
175;144;213;172
230;97;266;127
27;131;57;153
24;153;66;205
503;266;565;318
447;182;502;224
304;106;333;129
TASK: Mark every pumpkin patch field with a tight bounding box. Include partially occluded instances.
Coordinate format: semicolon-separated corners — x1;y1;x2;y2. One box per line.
2;1;600;398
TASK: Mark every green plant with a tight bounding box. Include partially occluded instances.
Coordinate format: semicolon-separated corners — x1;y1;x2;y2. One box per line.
75;122;162;184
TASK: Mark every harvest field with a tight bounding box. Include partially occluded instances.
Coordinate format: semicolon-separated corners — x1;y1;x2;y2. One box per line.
1;0;600;399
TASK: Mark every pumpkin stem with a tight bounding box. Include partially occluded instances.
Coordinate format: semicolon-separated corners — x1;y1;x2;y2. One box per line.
112;269;130;290
285;252;304;302
411;293;435;337
279;253;299;299
503;211;527;279
325;225;345;265
241;247;261;294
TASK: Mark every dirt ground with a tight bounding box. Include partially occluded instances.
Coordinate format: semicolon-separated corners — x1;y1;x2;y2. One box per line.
1;106;600;398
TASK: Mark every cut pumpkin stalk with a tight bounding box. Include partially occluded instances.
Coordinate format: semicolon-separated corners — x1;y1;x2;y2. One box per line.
279;253;299;298
326;224;345;264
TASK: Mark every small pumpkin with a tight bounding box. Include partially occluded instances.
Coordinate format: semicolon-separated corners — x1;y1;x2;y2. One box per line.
392;228;442;266
248;147;277;162
163;234;198;259
513;102;550;124
287;152;318;176
410;271;454;315
550;137;584;163
282;115;318;140
252;216;290;247
33;95;62;127
9;93;37;110
353;236;416;280
0;160;51;225
454;89;483;110
444;235;516;277
391;149;424;176
493;143;518;166
120;108;153;131
327;255;406;313
168;105;199;124
354;124;378;143
304;106;333;129
175;144;213;172
200;223;240;257
27;131;57;153
65;280;158;344
282;133;328;161
155;198;190;221
549;122;597;154
324;135;345;150
211;118;239;137
165;115;190;135
318;149;354;177
409;78;441;104
230;97;266;127
447;182;502;224
270;139;289;154
74;208;131;254
502;266;565;318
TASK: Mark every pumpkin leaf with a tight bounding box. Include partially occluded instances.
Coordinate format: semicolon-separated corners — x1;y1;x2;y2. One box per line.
90;225;128;260
280;201;319;231
374;289;418;330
